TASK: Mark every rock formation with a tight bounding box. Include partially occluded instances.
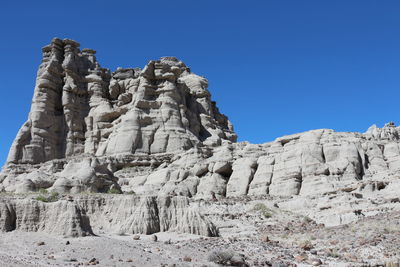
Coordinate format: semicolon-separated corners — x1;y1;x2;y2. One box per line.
7;38;236;166
0;195;217;237
1;38;400;237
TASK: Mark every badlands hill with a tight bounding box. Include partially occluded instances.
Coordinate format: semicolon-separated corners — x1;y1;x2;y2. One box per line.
0;39;399;266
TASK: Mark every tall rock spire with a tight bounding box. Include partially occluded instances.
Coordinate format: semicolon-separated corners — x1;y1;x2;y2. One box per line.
6;38;237;165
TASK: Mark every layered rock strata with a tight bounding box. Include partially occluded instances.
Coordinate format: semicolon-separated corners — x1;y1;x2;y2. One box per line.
4;126;400;200
7;38;236;166
0;195;217;237
1;39;400;235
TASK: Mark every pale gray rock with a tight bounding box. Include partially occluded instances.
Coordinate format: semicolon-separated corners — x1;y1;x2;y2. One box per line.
248;156;274;195
191;163;209;177
6;38;236;167
0;198;92;237
196;173;228;200
0;195;217;237
2;38;400;236
365;122;399;140
213;161;232;176
226;158;257;197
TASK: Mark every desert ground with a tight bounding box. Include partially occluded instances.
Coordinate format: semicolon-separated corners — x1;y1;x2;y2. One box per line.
1;199;399;267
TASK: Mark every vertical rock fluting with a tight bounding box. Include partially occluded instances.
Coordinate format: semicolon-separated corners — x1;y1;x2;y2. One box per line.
3;38;400;201
7;38;99;164
0;197;93;237
0;196;218;237
2;38;400;233
6;38;237;165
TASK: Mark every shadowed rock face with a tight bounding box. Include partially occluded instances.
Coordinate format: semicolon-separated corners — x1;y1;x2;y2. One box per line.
7;38;236;165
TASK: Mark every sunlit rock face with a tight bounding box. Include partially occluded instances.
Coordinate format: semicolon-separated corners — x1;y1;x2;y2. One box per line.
2;38;400;231
6;38;236;165
0;195;218;237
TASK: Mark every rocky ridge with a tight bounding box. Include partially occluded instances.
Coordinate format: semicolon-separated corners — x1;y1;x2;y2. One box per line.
1;39;400;242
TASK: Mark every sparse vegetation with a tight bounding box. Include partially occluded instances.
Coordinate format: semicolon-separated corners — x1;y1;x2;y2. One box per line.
327;249;341;258
383;225;400;233
35;191;59;203
207;250;235;265
38;188;48;194
107;188;121;194
207;250;246;266
35;195;48;202
253;203;273;218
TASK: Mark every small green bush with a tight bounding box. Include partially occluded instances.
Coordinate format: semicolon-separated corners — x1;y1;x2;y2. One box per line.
36;195;48;202
107;188;121;194
327;251;341;258
253;203;273;218
38;188;48;194
35;191;59;203
207;250;234;265
207;250;245;266
262;211;272;218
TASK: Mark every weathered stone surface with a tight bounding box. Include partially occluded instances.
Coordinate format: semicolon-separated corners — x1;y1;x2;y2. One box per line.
0;198;92;237
4;124;400;229
0;195;217;237
248;155;274;195
226;158;257;197
6;38;236;166
2;38;400;235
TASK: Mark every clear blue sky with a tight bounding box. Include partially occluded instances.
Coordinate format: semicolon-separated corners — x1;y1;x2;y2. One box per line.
1;1;400;167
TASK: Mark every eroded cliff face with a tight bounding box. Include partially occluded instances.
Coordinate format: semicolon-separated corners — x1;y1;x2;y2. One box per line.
6;38;236;166
0;195;217;237
1;39;400;236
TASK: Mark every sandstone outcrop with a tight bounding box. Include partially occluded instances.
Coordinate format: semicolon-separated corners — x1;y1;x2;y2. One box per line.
1;38;400;236
7;38;236;166
0;197;92;237
0;195;217;237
